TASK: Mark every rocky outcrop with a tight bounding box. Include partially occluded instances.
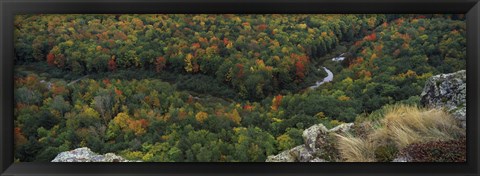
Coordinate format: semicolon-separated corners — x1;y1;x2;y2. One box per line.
392;70;467;162
420;70;466;128
329;123;354;133
52;147;141;162
266;123;353;162
265;150;296;162
268;71;467;162
302;124;328;153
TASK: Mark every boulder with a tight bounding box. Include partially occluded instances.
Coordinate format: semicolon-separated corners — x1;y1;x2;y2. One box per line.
267;123;352;162
266;150;296;162
302;124;329;152
289;145;314;162
52;147;140;162
329;123;354;133
420;70;466;128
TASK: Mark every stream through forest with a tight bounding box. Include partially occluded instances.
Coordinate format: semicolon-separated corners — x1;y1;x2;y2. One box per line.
309;53;346;89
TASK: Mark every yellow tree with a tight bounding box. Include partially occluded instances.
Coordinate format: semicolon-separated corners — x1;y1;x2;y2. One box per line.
184;53;194;73
195;111;209;124
229;109;242;125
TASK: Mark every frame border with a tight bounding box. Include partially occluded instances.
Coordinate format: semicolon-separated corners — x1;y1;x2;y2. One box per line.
1;0;479;175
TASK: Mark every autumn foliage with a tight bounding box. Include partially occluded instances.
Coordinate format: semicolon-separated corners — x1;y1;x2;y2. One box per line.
236;63;244;78
365;33;377;41
112;112;148;136
292;54;309;80
195;111;209;123
108;58;117;71
46;53;55;66
14;127;27;147
12;14;466;162
155;56;166;73
271;95;283;111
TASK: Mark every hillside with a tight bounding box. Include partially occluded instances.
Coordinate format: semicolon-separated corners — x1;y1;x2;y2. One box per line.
266;70;466;162
13;14;466;162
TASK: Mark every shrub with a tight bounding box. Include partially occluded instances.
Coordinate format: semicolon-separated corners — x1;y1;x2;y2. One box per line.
399;137;466;162
120;150;144;161
374;144;398;162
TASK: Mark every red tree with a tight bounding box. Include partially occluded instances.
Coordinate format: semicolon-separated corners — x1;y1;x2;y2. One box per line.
366;33;377;41
295;61;305;80
293;54;308;80
192;43;201;49
243;104;253;111
271;95;283;111
108;58;117;71
257;24;268;31
114;87;123;96
223;38;229;45
14;127;27;147
155;56;166;73
236;63;244;78
46;53;55;66
102;79;111;85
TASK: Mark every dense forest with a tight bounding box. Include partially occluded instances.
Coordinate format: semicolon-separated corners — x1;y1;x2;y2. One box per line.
13;14;466;162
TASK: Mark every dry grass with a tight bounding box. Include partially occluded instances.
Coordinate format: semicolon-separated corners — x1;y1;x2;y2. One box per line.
335;134;376;162
372;105;464;148
336;104;465;162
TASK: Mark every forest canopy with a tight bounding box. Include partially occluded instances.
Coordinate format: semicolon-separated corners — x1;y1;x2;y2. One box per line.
13;14;466;162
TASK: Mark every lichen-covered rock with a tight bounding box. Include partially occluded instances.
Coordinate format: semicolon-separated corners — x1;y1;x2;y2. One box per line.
266;145;314;162
302;124;329;152
267;123;352;162
289;145;314;162
329;123;354;133
52;147;141;162
420;70;466;128
315;130;342;162
266;150;296;162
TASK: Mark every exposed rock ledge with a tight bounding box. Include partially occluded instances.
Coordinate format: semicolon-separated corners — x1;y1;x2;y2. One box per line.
266;123;353;162
392;70;467;162
420;70;466;128
52;147;141;162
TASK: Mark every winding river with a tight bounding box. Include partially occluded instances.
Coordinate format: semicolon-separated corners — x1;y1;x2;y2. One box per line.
309;53;347;90
309;67;334;89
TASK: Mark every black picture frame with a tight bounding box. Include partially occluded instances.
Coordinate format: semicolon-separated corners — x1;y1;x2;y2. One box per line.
1;0;479;175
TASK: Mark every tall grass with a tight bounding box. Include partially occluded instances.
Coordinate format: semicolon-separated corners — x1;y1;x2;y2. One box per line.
336;104;465;162
373;105;464;148
335;134;376;162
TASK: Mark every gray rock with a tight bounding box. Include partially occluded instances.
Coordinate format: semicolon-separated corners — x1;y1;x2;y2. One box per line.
392;155;412;162
52;147;141;162
302;124;329;152
267;123;352;162
310;157;328;162
329;123;354;133
265;145;314;162
266;150;296;162
420;70;466;128
289;145;314;162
